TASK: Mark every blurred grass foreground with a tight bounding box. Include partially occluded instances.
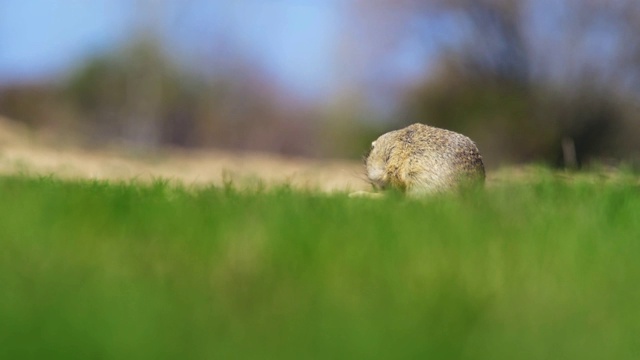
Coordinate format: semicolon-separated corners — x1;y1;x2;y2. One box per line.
2;175;640;359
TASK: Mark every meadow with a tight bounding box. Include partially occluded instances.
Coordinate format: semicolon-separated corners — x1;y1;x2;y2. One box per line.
1;171;640;359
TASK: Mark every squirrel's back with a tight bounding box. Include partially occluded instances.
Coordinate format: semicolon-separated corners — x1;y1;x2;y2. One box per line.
365;123;484;195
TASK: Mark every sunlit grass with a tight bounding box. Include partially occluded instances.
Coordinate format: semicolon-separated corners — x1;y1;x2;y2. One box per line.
1;173;639;359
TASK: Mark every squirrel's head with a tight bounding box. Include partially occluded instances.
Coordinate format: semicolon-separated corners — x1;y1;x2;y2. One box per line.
364;133;393;191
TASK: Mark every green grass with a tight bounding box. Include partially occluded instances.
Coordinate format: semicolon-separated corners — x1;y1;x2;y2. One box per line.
1;173;640;359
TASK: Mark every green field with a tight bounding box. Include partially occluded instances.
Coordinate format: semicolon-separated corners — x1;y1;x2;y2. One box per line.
1;173;640;359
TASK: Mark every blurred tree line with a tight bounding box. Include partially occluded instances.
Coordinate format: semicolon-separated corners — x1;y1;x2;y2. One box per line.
2;0;640;168
0;38;381;158
353;0;640;168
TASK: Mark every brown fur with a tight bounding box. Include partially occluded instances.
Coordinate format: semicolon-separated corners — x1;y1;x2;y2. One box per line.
365;123;485;195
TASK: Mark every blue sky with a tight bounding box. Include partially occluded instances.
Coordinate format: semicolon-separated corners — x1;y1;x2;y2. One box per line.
0;1;623;105
0;0;372;100
0;1;133;81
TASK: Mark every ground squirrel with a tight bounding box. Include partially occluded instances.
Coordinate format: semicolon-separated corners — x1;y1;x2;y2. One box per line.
363;123;485;196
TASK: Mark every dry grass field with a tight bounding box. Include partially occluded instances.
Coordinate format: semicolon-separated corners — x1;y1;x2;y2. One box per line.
0;115;370;192
2;115;636;193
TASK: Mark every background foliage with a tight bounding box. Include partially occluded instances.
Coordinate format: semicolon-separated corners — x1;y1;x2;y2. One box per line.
2;0;640;166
